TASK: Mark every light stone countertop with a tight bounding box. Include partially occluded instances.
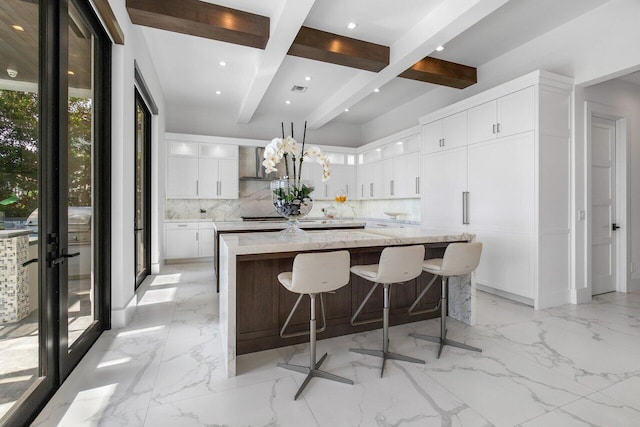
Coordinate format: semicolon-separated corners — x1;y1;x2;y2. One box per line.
0;229;31;239
213;219;366;232
220;228;474;256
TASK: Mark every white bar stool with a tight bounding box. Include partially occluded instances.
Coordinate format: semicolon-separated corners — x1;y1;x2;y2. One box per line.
410;242;483;358
277;250;354;399
349;245;426;376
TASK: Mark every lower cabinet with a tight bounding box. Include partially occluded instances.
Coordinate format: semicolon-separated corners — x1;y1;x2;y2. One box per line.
165;222;215;260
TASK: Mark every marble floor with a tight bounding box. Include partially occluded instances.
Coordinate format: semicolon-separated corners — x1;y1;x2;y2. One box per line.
31;263;640;427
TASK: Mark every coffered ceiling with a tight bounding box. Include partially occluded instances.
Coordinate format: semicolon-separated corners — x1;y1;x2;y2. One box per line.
133;0;609;129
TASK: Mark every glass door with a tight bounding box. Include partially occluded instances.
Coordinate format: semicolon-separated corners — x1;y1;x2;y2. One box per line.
59;0;110;377
0;1;50;423
134;90;151;289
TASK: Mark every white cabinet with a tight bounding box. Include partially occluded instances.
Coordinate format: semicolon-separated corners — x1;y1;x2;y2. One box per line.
166;141;238;199
198;222;215;258
167;156;198;198
422;111;467;154
165;223;199;259
303;163;356;201
419;70;572;308
392;154;421;198
165;222;216;260
468;86;535;145
422;147;467;232
357;162;376;200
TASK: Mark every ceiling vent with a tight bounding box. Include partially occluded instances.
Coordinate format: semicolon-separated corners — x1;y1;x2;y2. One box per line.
291;85;307;93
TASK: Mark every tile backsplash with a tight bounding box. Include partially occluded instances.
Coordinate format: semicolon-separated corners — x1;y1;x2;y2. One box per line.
165;181;421;222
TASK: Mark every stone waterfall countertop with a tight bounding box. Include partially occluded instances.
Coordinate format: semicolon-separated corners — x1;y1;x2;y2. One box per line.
219;228;474;255
219;227;476;377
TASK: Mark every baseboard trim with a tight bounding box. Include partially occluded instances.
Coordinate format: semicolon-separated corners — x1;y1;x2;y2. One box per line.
111;293;137;329
630;278;640;292
476;284;534;307
571;286;592;304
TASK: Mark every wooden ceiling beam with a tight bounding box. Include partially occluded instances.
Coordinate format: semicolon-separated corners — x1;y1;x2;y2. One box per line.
92;0;125;45
288;26;389;72
126;0;269;49
399;56;476;89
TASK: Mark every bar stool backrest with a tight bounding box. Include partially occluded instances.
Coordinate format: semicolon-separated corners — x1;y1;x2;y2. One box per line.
290;250;351;294
375;245;425;284
439;242;483;276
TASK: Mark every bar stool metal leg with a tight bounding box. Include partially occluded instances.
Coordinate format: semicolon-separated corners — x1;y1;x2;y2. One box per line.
350;284;425;377
278;293;353;399
410;277;482;358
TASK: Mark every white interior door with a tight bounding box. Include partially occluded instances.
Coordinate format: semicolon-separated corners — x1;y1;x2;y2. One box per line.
591;116;617;295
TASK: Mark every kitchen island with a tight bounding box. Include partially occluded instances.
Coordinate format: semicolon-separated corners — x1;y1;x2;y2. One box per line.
213;219;366;290
219;228;476;377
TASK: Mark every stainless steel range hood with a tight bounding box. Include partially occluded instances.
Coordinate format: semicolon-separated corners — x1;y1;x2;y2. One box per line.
239;146;276;181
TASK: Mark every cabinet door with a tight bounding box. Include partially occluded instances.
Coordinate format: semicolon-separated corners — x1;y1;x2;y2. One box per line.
421;147;467;231
497;86;535;138
327;165;356;201
376;159;393;199
442;111;467;150
467;132;535;298
167;156;198;198
393;154;421;198
165;229;199;259
198;158;220;198
356;163;374;200
198;227;215;257
422;120;443;154
218;159;239;199
300;162;324;199
468;100;497;145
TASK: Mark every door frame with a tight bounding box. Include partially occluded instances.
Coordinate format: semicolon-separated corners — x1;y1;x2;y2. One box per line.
585;101;630;296
134;88;152;289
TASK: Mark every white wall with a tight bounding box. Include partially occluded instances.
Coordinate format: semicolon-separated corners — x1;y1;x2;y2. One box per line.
578;79;640;294
108;0;166;327
166;104;364;147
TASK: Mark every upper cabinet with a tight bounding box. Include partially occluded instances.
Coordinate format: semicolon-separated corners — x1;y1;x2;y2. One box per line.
166;140;239;199
357;132;421;200
467;86;535;145
423;111;467;154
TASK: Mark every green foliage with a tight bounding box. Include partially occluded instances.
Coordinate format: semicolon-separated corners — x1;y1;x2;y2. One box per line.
0;90;93;219
273;183;314;202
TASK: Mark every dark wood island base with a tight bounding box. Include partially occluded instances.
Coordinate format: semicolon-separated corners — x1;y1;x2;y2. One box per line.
235;243;455;355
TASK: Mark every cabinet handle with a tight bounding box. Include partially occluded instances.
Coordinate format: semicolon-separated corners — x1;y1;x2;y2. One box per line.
178;224;188;227
196;180;199;195
346;184;349;196
415;177;420;195
370;183;373;197
390;180;394;196
462;191;470;225
196;231;199;240
492;124;496;134
442;138;445;147
218;181;222;196
497;123;501;133
361;184;364;198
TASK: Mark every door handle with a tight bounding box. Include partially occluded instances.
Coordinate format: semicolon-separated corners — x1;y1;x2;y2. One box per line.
22;258;38;267
51;251;80;266
612;223;621;231
462;191;470;225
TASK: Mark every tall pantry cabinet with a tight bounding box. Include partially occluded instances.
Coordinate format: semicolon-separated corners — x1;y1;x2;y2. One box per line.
420;70;573;309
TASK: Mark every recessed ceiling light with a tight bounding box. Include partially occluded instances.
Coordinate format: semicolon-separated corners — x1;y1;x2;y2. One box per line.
436;45;445;52
215;90;221;95
285;100;291;104
12;25;24;32
219;61;227;67
376;148;382;152
397;141;403;145
373;88;380;93
305;76;311;81
67;70;75;75
344;108;350;112
347;22;357;30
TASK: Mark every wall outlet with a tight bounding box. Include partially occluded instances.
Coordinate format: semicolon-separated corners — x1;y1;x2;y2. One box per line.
578;210;586;221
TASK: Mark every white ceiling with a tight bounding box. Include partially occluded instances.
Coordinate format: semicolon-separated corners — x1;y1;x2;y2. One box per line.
139;0;611;133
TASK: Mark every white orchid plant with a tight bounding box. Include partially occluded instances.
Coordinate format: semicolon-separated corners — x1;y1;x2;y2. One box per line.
262;122;331;185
